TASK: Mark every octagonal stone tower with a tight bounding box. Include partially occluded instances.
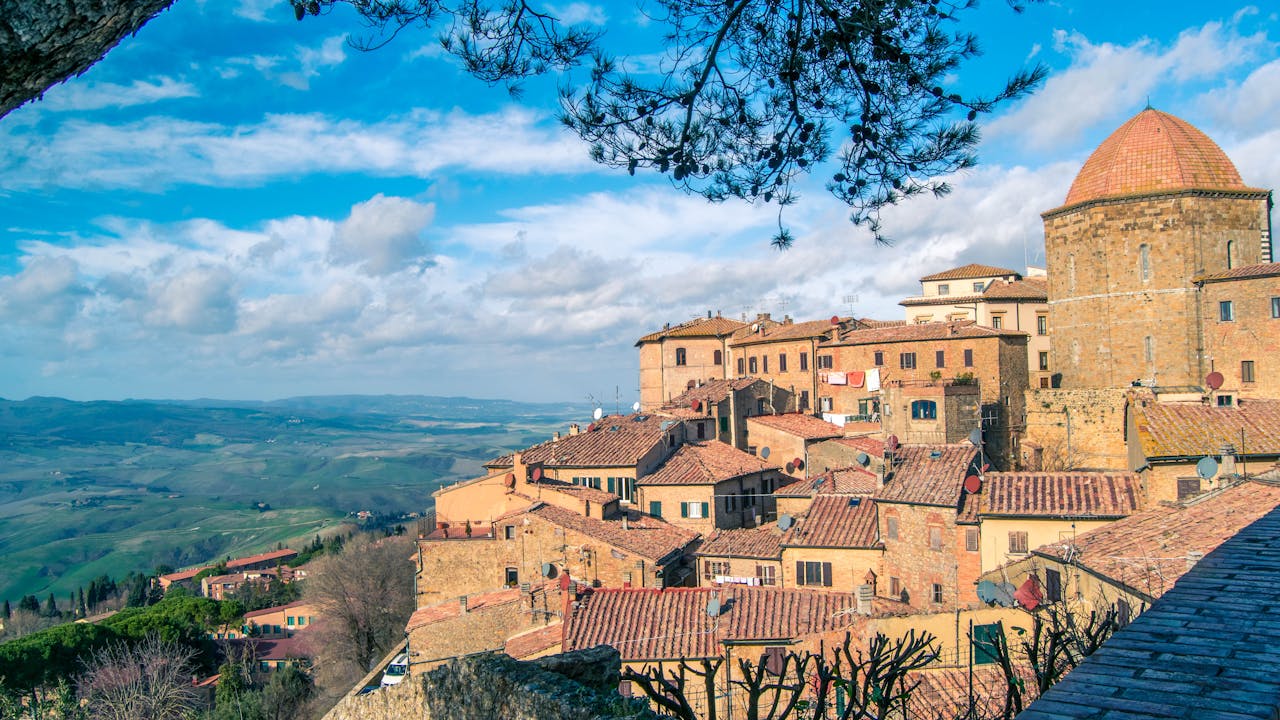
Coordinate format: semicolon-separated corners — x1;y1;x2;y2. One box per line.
1042;108;1272;389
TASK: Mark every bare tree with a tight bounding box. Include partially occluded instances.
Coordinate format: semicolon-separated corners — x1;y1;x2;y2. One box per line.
78;634;199;720
302;534;415;687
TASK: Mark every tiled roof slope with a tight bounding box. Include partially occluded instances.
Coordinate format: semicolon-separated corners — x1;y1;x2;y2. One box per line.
636;316;746;344
243;600;309;620
876;445;978;507
528;503;698;563
898;293;984;307
227;549;297;569
729;318;842;346
539;479;619;505
981;276;1048;301
1035;479;1280;601
503;624;563;659
775;467;878;497
827;320;1026;346
663;378;760;408
641;441;773;485
563;586;866;660
920;264;1020;282
489;413;670;468
747;413;843;440
1133;400;1280;458
832;436;887;457
782;495;880;548
1062;108;1259;208
907;666;1021;720
1197;261;1280;283
406;586;532;631
981;472;1140;518
1020;494;1280;720
695;528;783;559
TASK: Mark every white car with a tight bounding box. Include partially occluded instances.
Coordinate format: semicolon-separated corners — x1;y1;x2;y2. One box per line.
380;653;409;687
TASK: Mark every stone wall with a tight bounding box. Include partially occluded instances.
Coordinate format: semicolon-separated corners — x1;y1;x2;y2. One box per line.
409;585;563;673
877;503;965;610
1200;273;1280;400
1021;388;1130;472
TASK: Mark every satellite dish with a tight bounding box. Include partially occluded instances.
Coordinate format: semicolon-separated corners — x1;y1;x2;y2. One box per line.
793;458;804;470
1196;456;1219;479
785;462;795;473
777;514;794;531
1206;372;1224;390
706;598;721;617
975;580;1000;604
830;315;840;325
886;435;900;451
760;446;771;459
632;401;641;412
855;452;870;467
541;563;555;578
531;467;543;481
968;428;983;446
964;475;982;494
692;399;702;412
593;407;604;421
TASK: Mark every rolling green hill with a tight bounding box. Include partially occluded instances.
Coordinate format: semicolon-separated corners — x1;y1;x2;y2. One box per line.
0;395;588;602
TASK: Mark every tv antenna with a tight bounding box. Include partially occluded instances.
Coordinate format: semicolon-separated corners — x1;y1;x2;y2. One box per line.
843;293;859;318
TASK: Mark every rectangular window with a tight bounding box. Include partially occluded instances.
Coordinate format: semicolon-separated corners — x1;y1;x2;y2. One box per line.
1177;477;1201;501
286;616;295;626
911;400;937;420
932;583;944;604
991;315;1003;329
900;352;916;370
799;352;808;370
504;525;516;540
681;502;709;519
796;561;832;587
505;567;519;586
705;560;730;577
928;526;942;551
935;350;945;368
800;391;810;411
1273;297;1280;319
1037;315;1048;335
756;565;776;586
696;423;706;440
649;501;662;519
748;357;758;374
963;348;974;367
1218;394;1235;407
674;348;687;366
938;284;950;296
873;351;884;366
1243;360;1256;383
889;576;901;598
886;516;899;540
719;416;729;433
1008;531;1028;555
817;355;834;369
762;356;769;373
737;358;745;375
1039;352;1050;371
1220;300;1235;322
965;528;979;552
779;354;787;372
1045;569;1062;603
819;397;833;412
973;281;985;293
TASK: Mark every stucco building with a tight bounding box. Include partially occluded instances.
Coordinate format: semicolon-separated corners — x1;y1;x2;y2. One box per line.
637;314;745;409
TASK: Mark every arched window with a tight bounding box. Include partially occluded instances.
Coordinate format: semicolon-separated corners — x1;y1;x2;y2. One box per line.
910;400;937;420
1139;244;1151;283
713;349;722;366
674;348;687;366
1226;240;1235;269
1144;336;1155;365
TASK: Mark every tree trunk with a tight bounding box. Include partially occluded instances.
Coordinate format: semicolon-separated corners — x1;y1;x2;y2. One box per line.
0;0;178;118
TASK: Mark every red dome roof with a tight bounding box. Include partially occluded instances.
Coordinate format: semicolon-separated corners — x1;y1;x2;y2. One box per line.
1063;109;1253;207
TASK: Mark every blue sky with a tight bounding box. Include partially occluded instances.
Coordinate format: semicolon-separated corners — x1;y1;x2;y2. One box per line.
1;1;1277;404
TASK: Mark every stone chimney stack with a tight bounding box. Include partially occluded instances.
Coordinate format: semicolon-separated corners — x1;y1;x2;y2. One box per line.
856;584;874;615
459;595;469;614
569;423;581;436
553;431;561;441
1219;444;1238;477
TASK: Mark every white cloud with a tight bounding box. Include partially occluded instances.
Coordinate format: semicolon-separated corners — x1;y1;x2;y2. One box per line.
38;77;199;112
1196;58;1280;135
234;0;286;22
987;19;1269;150
0;107;593;191
329;194;435;276
144;266;238;334
547;3;608;25
0;256;88;326
221;34;348;90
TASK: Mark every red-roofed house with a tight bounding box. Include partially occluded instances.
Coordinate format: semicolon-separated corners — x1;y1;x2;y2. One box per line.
636;441;786;533
693;527;784;587
637;313;747;409
744;413;843;475
780;495;883;593
659;377;794;451
1197;263;1280;401
241;600;320;639
728;314;850;413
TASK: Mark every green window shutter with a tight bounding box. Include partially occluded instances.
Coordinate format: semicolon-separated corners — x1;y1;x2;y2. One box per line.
649;501;662;518
719;417;729;433
680;502;689;518
795;561;805;586
972;623;1004;665
607;477;616;493
701;502;709;518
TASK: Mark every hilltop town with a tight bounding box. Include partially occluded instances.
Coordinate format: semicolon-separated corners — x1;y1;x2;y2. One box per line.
323;108;1280;719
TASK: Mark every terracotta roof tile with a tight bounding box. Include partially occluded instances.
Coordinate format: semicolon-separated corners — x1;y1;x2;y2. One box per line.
227;549;297;569
407;585;547;631
1062;108;1260;208
920;264;1020;282
1035;479;1280;600
907;666;1023;720
898;293;985;307
775;467;878;497
827;320;1026;347
662;378;761;409
243;600;310;620
563;586;868;660
746;413;843;441
636;316;746;344
641;441;774;485
729;318;843;347
875;445;979;507
781;495;880;548
695;528;783;560
489;413;671;469
980;277;1048;301
831;436;887;457
503;624;563;659
528;503;698;563
980;472;1141;518
539;479;620;504
1196;261;1280;283
1134;399;1280;458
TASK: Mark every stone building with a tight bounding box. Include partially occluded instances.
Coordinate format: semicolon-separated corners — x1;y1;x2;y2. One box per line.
900;264;1052;388
779;494;883;593
635;441;786;532
743;413;844;473
637;313;745;409
1043;108;1272;391
726;315;847;412
1195;262;1280;402
693;527;784;587
657;377;794;449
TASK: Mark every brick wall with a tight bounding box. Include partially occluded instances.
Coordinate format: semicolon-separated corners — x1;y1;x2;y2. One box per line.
1200;274;1280;400
877;503;963;610
1044;192;1269;389
780;546;882;593
729;337;821;410
742;420;811;468
1021;388;1130;471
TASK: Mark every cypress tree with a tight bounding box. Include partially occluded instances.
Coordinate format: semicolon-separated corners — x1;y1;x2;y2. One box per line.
44;593;57;616
2;599;10;619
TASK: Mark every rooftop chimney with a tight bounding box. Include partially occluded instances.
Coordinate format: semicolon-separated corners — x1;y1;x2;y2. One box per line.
856;584;874;615
707;310;712;318
1186;550;1204;570
553;431;561;441
569;423;581;436
459;595;469;614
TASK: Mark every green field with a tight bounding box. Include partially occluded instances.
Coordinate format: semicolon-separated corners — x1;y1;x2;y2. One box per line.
0;395;587;601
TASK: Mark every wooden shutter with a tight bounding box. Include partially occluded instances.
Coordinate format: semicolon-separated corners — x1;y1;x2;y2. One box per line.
822;562;833;587
795;561;805;586
680;502;689;518
607;477;616;493
701;502;709;518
